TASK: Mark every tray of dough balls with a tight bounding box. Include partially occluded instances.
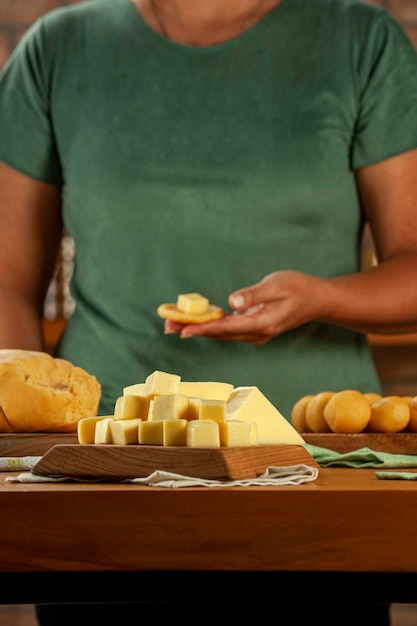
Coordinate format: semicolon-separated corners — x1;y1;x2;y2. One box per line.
291;389;417;454
33;368;321;481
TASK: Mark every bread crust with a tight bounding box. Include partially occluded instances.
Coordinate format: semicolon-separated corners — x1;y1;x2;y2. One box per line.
0;350;101;433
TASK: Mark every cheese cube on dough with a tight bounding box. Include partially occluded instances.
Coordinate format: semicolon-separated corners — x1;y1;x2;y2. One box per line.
226;386;305;446
177;293;209;315
186;420;220;448
110;418;141;445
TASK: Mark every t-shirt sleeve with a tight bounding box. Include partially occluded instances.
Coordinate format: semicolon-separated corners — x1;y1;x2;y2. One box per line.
351;10;417;169
0;18;63;184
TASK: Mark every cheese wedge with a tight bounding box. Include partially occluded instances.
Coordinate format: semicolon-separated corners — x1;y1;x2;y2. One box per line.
226;386;305;445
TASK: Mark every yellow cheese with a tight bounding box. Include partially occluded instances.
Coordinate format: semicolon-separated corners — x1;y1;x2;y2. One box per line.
152;393;190;421
138;420;164;445
199;398;227;423
187;397;201;421
163;419;188;446
186;419;220;447
219;420;252;447
178;381;234;400
114;394;151;420
94;417;114;444
123;382;146;396
143;370;181;398
177;292;209;315
77;415;112;445
226;386;305;445
109;418;141;445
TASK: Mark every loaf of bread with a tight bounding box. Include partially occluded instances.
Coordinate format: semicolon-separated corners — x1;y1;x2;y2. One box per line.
0;349;101;433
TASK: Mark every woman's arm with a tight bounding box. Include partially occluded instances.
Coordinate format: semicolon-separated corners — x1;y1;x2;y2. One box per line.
165;148;417;343
0;162;63;350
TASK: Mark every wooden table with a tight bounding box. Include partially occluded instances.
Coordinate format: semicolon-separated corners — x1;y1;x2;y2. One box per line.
1;467;417;604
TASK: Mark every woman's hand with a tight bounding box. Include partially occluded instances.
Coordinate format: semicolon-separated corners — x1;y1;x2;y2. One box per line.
164;270;326;344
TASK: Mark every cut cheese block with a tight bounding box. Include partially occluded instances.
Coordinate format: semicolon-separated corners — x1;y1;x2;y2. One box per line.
109;418;141;445
226;386;305;445
123;382;146;396
163;419;188;446
138;420;164;445
219;420;252;447
152;393;189;421
143;370;181;398
114;395;151;420
78;415;112;445
199;398;227;423
186;419;220;448
94;417;114;444
177;293;209;315
178;381;234;400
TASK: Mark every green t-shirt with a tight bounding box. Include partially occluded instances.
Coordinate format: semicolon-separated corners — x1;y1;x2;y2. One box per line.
1;0;417;418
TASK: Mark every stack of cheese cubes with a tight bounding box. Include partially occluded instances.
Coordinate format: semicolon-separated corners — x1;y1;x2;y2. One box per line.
77;370;305;448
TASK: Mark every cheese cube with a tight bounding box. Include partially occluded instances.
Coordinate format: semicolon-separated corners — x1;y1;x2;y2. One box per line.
152;393;189;421
114;394;151;420
219;420;251;447
143;370;181;398
110;418;141;445
178;381;234;401
163;419;188;446
138;420;164;445
94;417;114;444
187;397;201;421
177;292;209;314
77;415;113;445
226;386;305;445
186;420;220;448
199;398;227;423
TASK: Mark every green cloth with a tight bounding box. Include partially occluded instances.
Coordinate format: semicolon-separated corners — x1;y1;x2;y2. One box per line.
1;0;417;417
306;443;417;469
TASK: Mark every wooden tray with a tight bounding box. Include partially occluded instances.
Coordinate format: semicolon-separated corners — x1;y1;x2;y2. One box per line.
0;433;78;457
32;444;320;481
303;433;417;455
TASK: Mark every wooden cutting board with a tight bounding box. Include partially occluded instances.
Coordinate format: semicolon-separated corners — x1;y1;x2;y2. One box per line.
304;433;417;455
32;443;320;480
0;433;78;457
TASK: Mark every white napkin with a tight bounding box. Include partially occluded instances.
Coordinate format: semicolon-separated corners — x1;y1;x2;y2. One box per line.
5;463;318;487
